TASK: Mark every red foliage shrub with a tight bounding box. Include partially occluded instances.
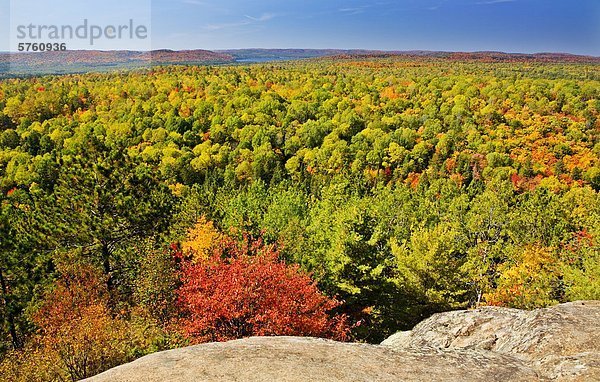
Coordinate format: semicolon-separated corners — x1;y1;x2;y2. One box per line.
176;235;349;343
33;266;107;332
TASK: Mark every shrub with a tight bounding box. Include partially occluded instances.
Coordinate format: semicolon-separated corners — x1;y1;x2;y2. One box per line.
176;235;349;343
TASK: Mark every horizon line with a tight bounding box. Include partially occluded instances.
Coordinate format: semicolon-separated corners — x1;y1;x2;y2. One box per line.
1;48;599;58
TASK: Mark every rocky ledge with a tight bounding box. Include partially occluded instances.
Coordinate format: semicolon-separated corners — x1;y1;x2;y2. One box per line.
84;301;599;382
382;300;600;381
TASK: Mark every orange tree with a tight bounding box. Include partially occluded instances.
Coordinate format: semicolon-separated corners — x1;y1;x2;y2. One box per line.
0;266;136;382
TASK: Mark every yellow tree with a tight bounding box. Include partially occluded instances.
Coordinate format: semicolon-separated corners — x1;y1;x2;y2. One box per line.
485;244;562;309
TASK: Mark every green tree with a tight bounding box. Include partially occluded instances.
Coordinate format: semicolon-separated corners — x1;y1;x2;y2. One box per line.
42;137;175;305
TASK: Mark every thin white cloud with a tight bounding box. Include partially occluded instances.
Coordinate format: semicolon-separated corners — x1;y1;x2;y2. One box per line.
477;0;516;4
339;6;369;15
204;21;251;31
182;0;207;5
244;13;276;22
339;7;362;12
425;1;448;11
204;13;277;31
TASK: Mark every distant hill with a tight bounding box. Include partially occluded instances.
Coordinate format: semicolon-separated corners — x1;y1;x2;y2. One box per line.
329;50;600;63
219;49;376;62
1;49;598;78
443;51;600;63
0;49;234;76
221;49;600;63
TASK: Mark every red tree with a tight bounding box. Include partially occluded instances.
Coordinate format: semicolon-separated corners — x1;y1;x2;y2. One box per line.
176;235;349;343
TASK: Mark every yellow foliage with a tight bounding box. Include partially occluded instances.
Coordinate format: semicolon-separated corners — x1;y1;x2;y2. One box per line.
380;86;400;99
485;244;561;309
182;217;223;261
0;306;166;382
168;182;187;197
0;341;59;382
538;176;568;193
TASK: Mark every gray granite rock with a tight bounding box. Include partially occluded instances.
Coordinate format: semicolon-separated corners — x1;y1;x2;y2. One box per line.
382;301;600;381
83;336;542;382
83;301;600;382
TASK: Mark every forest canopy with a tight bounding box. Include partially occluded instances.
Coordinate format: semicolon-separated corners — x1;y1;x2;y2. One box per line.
0;57;598;381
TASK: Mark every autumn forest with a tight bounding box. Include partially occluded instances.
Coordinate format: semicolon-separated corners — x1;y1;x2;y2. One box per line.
0;57;599;380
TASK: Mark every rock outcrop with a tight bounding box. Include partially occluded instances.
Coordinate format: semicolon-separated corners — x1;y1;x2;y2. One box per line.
83;336;541;382
382;301;600;381
84;301;599;382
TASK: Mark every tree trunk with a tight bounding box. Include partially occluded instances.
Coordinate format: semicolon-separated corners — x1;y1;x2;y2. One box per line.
101;243;116;312
101;244;112;289
0;267;21;349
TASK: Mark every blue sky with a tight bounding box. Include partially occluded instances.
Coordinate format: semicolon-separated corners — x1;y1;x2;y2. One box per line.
1;0;599;55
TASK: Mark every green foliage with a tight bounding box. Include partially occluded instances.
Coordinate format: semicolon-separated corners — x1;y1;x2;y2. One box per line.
392;223;468;309
562;245;600;301
0;57;598;376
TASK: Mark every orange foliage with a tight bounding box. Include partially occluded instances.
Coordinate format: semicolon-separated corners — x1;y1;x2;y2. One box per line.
380;86;400;100
563;229;595;255
31;267;133;381
405;172;421;189
511;173;544;192
450;173;464;187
